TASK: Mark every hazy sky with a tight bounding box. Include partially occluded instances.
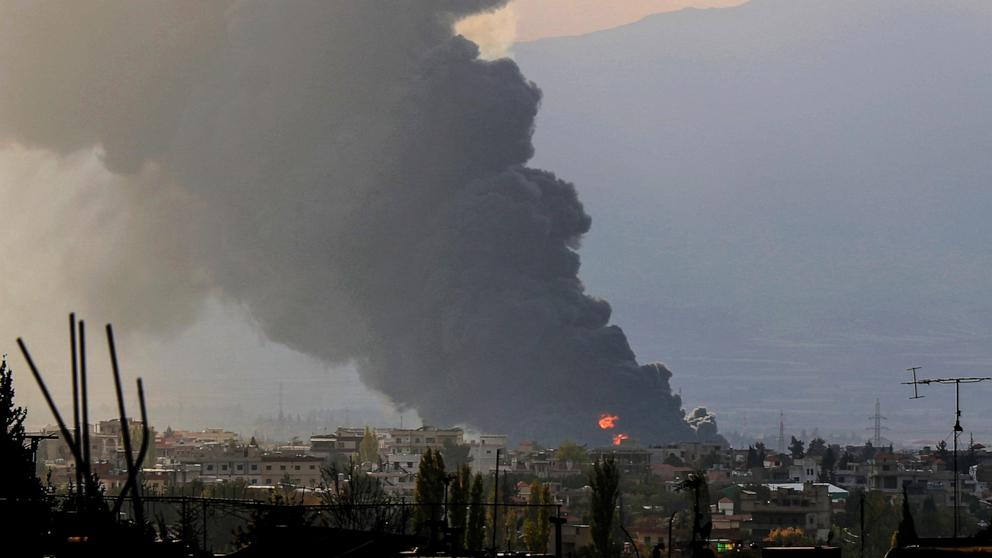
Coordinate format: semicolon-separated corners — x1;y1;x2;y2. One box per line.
514;0;992;443
458;0;745;57
514;0;746;41
5;0;986;445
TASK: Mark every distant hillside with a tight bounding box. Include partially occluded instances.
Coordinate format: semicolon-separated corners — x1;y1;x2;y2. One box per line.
514;0;992;439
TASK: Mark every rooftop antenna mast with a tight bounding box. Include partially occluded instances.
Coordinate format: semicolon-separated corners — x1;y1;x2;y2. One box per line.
906;367;925;399
778;411;786;454
902;369;992;538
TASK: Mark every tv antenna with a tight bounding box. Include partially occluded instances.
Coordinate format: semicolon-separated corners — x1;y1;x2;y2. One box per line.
902;370;992;538
905;367;924;399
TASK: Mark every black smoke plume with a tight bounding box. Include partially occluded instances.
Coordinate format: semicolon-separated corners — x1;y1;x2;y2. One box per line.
0;1;717;443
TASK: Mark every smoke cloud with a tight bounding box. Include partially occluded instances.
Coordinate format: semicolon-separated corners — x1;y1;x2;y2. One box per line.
0;1;717;443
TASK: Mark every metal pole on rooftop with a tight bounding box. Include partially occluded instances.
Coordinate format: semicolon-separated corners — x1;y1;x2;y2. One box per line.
79;320;91;471
953;380;962;538
70;313;83;506
491;447;500;557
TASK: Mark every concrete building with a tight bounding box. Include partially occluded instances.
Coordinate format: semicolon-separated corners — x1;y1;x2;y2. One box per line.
740;483;833;541
649;441;727;468
258;454;323;487
383;426;464;454
469;435;508;474
788;457;820;483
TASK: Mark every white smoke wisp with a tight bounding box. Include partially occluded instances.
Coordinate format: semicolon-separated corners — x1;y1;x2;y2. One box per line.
0;1;717;443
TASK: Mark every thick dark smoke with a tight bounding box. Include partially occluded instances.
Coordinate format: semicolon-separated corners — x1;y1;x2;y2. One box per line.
0;1;717;443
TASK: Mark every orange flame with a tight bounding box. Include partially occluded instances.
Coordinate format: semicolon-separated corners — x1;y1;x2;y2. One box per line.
598;413;619;430
612;433;630;446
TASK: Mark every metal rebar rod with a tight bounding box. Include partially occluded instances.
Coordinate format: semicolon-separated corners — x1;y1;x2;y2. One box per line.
112;380;151;523
128;378;150;528
70;314;83;504
17;338;84;469
108;324;138;520
79;320;92;478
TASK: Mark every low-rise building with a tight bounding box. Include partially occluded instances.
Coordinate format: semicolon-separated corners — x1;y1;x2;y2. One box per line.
469;435;508;474
740;483;832;541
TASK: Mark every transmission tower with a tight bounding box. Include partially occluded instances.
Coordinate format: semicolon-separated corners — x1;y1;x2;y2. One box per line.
867;398;888;446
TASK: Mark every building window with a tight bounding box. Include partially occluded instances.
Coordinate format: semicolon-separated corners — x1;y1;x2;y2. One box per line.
206;465;214;471
266;478;272;484
280;465;286;470
237;464;244;471
295;465;301;470
251;464;258;471
266;465;272;471
221;464;228;471
309;465;315;470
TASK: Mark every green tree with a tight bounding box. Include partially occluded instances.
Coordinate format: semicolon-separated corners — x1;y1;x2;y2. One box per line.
677;472;712;551
0;357;40;496
556;440;589;466
488;470;515;551
789;436;805;459
235;490;310;548
755;442;767;466
128;423;157;465
590;457;620;558
746;446;758;468
523;480;543;552
538;483;552;550
414;448;447;538
321;460;407;532
0;356;46;546
448;465;471;552
836;489;900;558
440;439;472;470
768;527;812;547
807;437;827;457
915;494;950;538
837;451;851;470
359;426;379;466
935;440;950;463
502;505;520;551
818;447;836;483
466;473;486;550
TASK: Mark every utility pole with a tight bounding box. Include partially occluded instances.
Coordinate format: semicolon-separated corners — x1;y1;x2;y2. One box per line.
491;448;500;556
778;411;786;454
902;371;992;538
